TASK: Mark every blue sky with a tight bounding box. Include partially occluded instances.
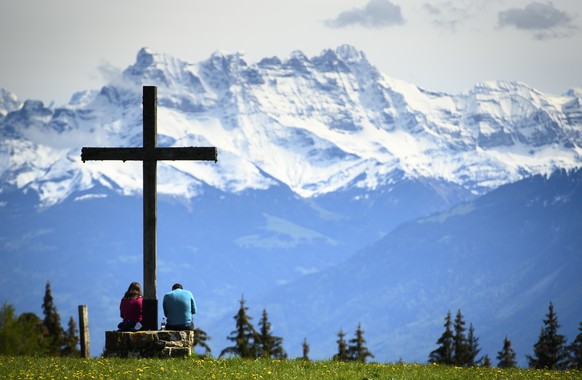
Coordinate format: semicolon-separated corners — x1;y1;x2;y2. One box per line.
1;0;580;105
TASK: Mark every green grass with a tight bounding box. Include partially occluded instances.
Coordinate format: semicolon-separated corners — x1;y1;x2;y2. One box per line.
0;356;580;379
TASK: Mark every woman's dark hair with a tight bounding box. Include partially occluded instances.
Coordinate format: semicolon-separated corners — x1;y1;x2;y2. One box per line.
123;282;142;299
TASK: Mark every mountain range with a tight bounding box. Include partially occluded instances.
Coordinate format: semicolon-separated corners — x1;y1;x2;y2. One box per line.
251;168;582;365
0;45;580;364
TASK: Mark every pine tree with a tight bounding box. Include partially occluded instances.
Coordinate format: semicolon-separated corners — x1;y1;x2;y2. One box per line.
257;309;286;359
429;310;454;365
41;281;65;355
453;309;468;366
466;323;481;366
567;321;582;369
526;301;569;369
61;316;80;357
497;336;517;368
219;295;258;358
481;355;492;368
302;338;310;361
193;327;212;355
347;322;374;363
333;329;349;361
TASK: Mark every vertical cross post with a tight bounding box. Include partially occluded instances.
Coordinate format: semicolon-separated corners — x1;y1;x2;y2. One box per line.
142;86;158;330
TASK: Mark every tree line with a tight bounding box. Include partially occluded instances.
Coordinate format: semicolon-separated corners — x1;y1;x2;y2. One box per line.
1;284;581;370
429;302;582;369
213;295;374;363
204;297;582;369
214;296;375;363
0;282;79;356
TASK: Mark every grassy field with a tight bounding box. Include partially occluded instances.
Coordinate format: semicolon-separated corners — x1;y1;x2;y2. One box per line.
0;356;580;380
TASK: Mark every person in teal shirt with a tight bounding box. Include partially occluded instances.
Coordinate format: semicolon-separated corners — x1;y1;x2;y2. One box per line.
162;283;197;330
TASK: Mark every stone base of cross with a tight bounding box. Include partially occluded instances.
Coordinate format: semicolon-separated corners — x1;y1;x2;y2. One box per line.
82;86;217;330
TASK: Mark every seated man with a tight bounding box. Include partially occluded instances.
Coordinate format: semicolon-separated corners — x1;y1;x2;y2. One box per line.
162;283;197;330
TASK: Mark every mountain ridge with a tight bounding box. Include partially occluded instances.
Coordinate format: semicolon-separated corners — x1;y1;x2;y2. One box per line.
1;45;581;208
245;168;582;365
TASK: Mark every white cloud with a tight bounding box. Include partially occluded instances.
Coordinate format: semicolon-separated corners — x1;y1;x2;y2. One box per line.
326;0;405;29
498;1;577;39
96;61;122;83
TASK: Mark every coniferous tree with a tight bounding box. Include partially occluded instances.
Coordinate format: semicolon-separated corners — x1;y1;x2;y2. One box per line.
453;310;468;366
302;338;310;361
61;316;80;357
567;322;582;369
333;329;349;361
219;295;258;358
466;323;481;366
42;281;65;355
481;355;492;368
257;308;287;359
429;310;454;365
526;302;569;369
347;322;374;363
193;327;212;355
497;336;517;368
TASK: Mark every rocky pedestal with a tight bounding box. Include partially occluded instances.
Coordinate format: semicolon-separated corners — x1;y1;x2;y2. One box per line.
104;330;194;358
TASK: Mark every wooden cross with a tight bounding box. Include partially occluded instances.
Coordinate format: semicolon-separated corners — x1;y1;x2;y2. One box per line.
81;86;217;330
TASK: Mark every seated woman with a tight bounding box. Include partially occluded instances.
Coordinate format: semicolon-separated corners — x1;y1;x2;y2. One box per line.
118;281;143;331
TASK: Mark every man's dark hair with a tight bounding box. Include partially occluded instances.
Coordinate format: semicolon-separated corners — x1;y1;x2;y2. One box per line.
172;283;183;290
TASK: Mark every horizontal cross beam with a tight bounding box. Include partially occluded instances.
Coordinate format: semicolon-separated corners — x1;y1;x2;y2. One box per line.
81;147;217;162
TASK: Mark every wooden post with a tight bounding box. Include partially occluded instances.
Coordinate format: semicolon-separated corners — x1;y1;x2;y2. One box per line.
142;86;158;330
78;305;90;359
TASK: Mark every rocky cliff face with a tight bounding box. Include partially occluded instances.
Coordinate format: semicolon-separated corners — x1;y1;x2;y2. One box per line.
1;45;581;207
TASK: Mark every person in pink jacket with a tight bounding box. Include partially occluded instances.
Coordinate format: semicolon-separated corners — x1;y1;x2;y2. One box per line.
118;281;143;331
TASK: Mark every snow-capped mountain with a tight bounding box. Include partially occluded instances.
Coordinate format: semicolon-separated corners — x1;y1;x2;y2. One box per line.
1;45;581;208
1;46;581;360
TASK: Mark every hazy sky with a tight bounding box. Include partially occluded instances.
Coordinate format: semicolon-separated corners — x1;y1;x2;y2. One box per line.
1;0;581;105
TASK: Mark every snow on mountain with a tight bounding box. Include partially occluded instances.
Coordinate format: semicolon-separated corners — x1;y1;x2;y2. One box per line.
0;88;22;117
1;45;581;207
